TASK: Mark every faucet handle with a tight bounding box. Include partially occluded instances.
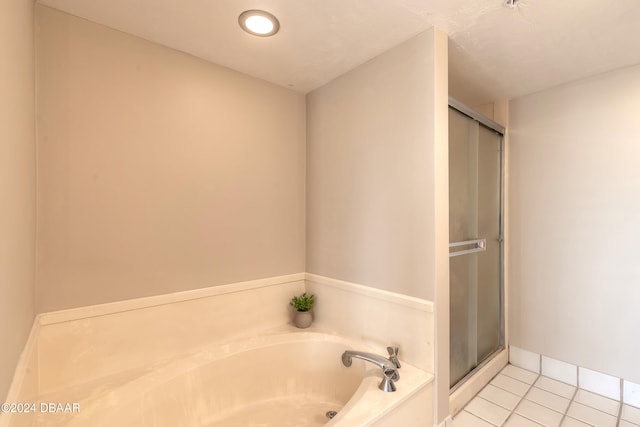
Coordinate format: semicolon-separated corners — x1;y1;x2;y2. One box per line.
387;346;401;368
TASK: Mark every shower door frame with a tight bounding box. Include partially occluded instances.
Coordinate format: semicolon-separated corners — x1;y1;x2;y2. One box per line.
448;97;505;393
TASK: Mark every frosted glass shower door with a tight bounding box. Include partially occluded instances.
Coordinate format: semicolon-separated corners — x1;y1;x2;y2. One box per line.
449;107;503;389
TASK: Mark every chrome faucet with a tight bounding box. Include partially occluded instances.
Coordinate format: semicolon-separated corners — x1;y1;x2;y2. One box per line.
342;347;401;392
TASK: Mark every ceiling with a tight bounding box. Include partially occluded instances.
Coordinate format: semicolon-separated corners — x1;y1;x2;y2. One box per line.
37;0;640;106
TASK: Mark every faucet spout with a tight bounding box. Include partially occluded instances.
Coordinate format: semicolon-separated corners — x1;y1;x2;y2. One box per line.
341;349;401;392
341;351;396;372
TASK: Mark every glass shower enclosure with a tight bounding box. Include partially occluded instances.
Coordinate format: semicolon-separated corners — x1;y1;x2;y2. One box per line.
449;98;504;390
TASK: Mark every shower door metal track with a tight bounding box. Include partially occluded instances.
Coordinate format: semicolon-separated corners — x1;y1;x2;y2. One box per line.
450;347;504;394
448;97;505;136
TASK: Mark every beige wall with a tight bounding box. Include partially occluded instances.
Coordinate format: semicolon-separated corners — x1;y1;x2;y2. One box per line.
36;6;306;312
306;29;450;424
0;0;36;401
306;30;446;301
509;63;640;383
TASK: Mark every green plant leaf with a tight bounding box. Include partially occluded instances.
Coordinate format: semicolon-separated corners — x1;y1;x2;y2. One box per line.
290;292;315;312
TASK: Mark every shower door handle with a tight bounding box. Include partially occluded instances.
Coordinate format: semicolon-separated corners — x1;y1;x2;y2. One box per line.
449;239;486;257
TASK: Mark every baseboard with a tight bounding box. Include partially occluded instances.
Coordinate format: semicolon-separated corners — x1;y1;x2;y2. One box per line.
510;345;640;406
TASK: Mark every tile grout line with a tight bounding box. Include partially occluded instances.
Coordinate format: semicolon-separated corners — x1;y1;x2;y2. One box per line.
491;367;580;426
558;384;586;427
462;366;537;426
571;392;625;419
470;396;510;426
616;378;623;427
532;375;580;401
520;351;638;406
570;400;622;423
461;364;634;427
475;395;516;413
537;367;621;420
456;412;498;427
501;372;540;388
456;368;517;426
486;382;523;400
463;409;502;427
467;361;624;427
505;366;598;427
516;395;568;427
573;361;628;426
500;372;541;426
560;365;584;427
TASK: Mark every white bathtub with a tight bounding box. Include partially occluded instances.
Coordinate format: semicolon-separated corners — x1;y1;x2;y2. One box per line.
33;330;432;426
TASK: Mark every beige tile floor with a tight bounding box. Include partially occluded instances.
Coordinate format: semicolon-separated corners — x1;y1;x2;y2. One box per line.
453;364;640;427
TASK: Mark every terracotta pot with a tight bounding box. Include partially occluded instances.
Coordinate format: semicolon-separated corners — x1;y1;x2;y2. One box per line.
293;310;313;328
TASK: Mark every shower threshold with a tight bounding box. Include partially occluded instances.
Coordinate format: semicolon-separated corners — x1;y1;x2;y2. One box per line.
450;345;505;394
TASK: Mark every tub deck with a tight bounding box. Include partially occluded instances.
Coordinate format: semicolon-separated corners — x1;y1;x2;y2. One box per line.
29;326;433;427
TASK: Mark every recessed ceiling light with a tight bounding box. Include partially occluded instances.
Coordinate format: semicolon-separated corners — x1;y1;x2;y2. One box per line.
504;0;519;7
238;10;280;37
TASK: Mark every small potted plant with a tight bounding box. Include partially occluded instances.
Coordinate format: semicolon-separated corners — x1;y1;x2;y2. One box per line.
290;292;315;328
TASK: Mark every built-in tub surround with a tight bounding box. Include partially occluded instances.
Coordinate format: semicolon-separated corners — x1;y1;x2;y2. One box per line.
31;331;431;427
38;275;306;393
0;273;435;426
306;274;434;373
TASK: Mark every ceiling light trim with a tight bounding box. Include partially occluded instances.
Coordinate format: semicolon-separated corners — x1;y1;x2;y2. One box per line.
238;9;280;37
